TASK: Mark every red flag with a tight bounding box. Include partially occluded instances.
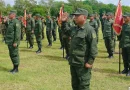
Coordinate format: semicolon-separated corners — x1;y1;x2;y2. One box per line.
113;0;123;35
23;10;27;28
58;4;64;26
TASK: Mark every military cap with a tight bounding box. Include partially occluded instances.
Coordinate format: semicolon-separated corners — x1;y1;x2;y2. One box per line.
106;12;112;16
35;14;41;17
123;12;130;17
9;10;17;14
89;14;95;17
71;8;88;16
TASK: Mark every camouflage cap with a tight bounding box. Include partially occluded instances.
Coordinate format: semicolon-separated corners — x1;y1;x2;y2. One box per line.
71;8;88;16
123;12;130;17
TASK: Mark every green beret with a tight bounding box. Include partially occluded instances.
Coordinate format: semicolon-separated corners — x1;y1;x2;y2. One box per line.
35;14;41;17
71;8;88;16
9;10;17;14
123;12;130;17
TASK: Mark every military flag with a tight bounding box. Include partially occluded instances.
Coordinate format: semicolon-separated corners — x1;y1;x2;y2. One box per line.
113;0;123;35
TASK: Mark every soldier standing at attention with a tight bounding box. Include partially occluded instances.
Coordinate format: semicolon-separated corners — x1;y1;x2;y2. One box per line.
118;13;130;76
62;8;97;90
103;12;115;59
46;15;53;46
52;16;57;42
1;17;8;42
26;12;35;49
18;16;25;40
61;14;71;60
34;14;42;54
89;14;98;41
5;10;21;74
94;13;100;42
41;17;45;40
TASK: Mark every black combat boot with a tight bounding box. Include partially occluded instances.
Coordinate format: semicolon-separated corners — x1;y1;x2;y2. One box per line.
121;68;128;74
126;70;130;76
36;48;41;54
10;65;19;74
29;45;33;49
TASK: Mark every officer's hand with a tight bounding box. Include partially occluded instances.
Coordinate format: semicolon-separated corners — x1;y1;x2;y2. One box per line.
85;63;93;69
13;43;17;47
62;12;68;22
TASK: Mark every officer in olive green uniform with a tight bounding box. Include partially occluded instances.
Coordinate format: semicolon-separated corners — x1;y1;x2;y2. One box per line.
5;10;21;74
26;12;35;49
62;8;98;90
103;12;115;58
94;13;100;42
18;16;25;40
57;20;63;49
46;15;53;46
61;19;71;59
89;14;98;40
41;17;45;40
118;13;130;76
1;17;8;42
34;14;42;53
52;16;57;41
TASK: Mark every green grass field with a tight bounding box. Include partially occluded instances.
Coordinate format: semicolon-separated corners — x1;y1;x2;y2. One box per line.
0;29;130;90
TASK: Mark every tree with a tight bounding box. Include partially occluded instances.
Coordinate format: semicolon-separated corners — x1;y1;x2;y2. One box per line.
39;0;55;15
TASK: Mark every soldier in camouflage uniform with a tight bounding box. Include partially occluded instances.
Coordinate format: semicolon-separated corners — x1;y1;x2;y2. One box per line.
1;17;8;42
62;8;97;90
26;12;35;49
118;13;130;76
94;13;100;42
18;16;25;40
52;16;57;41
61;14;71;59
103;12;115;58
46;15;53;46
41;17;45;40
89;14;98;41
34;14;42;53
5;10;21;74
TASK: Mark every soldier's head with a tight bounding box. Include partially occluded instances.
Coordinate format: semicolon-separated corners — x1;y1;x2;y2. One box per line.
89;14;95;21
123;12;130;23
106;12;112;20
47;14;50;19
35;14;41;20
9;10;16;19
27;12;32;18
72;8;88;27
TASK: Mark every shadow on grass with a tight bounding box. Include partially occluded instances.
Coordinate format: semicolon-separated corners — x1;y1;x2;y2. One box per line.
20;49;34;52
93;68;117;74
0;66;9;71
42;55;66;62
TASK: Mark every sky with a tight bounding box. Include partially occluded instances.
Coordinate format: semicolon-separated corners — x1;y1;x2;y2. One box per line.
4;0;130;6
